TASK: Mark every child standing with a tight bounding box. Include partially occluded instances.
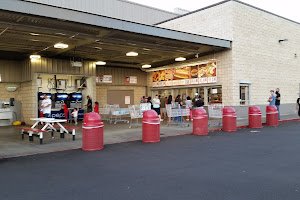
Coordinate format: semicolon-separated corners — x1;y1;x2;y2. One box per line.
72;108;78;125
94;101;99;114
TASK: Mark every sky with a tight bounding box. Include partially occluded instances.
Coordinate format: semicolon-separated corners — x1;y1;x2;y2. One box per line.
129;0;300;23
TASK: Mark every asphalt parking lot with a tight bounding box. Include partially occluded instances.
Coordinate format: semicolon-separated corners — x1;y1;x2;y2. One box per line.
1;121;300;200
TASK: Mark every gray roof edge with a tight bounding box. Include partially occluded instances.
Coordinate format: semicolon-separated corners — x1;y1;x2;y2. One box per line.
156;0;300;26
117;0;179;16
155;0;232;25
1;0;231;48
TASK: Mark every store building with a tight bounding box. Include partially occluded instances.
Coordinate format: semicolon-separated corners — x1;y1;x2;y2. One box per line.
0;0;299;125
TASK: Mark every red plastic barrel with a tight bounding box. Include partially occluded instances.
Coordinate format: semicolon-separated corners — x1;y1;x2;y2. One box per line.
222;107;237;132
266;106;278;127
82;112;104;151
193;108;208;135
142;110;160;143
248;106;262;129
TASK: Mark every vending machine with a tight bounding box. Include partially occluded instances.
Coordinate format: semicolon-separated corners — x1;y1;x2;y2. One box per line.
55;93;68;109
70;93;82;108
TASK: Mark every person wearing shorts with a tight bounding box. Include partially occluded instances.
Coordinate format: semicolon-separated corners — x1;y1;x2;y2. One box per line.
160;95;166;119
152;95;162;121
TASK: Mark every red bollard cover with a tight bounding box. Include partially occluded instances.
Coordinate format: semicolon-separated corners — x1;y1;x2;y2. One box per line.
83;112;102;127
266;106;278;127
82;112;104;151
193;108;208;135
248;106;262;129
266;105;278;113
193;107;207;118
249;106;261;114
223;107;236;115
222;107;237;132
142;110;160;143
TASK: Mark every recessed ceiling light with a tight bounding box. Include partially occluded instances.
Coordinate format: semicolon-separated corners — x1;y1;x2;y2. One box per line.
54;43;69;49
175;57;186;61
142;64;151;68
30;33;40;36
30;55;41;59
126;51;138;56
55;32;66;36
95;61;106;65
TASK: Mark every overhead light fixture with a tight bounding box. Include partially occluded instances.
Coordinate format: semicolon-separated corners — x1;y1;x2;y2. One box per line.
126;51;138;57
54;43;69;49
175;57;186;61
95;61;106;65
142;64;151;68
30;33;40;36
30;55;41;59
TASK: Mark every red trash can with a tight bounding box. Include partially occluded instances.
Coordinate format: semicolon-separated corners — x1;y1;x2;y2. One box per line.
222;107;237;132
266;105;279;127
193;108;208;135
82;112;104;151
142;110;160;143
248;106;262;129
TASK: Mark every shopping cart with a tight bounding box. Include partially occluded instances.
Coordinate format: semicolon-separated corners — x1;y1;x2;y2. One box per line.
110;107;129;124
207;103;224;126
98;107;111;122
128;103;151;128
166;104;190;127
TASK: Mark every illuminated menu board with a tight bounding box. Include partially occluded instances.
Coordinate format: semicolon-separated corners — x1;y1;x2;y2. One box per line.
152;62;217;87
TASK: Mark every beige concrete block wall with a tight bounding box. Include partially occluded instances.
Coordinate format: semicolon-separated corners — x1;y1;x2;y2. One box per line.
231;2;300;105
0;84;21;101
96;85;146;106
157;1;234;41
19;81;37;125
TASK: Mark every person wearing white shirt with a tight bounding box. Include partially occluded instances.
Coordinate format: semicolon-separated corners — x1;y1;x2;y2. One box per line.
41;94;52;118
185;96;193;121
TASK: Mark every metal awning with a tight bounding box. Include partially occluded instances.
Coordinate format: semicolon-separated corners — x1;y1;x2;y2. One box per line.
0;0;231;68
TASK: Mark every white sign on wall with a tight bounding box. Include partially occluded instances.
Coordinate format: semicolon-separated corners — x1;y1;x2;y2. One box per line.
125;96;130;104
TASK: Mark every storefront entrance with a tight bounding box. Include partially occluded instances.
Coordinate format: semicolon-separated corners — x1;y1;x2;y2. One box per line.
152;85;222;105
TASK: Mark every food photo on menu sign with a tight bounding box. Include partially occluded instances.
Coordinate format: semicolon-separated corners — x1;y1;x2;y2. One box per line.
173;67;190;80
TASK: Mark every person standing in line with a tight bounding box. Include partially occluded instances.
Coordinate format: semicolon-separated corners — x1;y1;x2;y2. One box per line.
275;88;281;120
141;96;146;103
296;94;300;117
192;93;200;108
160;95;166;120
41;94;52;118
167;95;173;122
86;95;93;113
175;95;186;122
185;96;193;121
268;90;276;106
152;95;162;121
94;101;99;114
148;96;153;109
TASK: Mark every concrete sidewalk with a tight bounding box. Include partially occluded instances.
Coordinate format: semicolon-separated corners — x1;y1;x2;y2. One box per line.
0;113;299;158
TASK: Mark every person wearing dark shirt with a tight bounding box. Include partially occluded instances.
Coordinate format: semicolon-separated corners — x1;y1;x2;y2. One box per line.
297;95;300;117
275;88;281;120
86;95;93;113
148;97;153;109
